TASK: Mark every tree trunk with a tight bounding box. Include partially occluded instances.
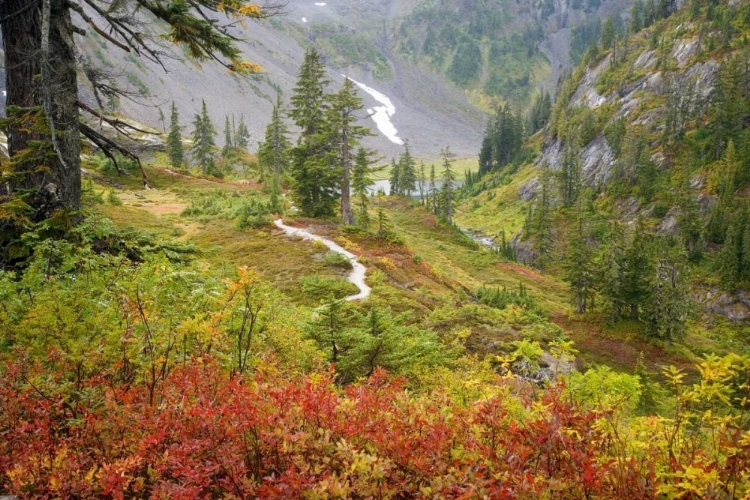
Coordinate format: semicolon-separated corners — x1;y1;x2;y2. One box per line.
630;303;639;321
340;124;354;225
1;0;81;218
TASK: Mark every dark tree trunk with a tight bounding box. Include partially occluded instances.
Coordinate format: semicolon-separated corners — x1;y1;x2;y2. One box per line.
1;0;81;218
340;126;354;226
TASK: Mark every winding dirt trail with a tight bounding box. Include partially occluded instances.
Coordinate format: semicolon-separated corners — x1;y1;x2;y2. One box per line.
274;219;371;301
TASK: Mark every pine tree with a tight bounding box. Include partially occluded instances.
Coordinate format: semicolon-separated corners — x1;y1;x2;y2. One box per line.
167;101;185;169
533;164;554;272
326;78;371;225
0;0;270;220
191;100;217;174
601;15;616;50
222;115;234;158
563;202;596;314
707;141;740;244
235;115;250;151
389;159;401;196
598;221;627;322
399;141;417;197
630;0;644;33
258;94;292;186
675;165;703;260
558;137;582;207
307;300;352;365
429;164;438;215
418;162;427;204
440;147;456;223
352;148;374;229
643;242;690;345
289;50;338;217
622;219;653;321
718;205;749;290
289;49;329;137
634;352;659;415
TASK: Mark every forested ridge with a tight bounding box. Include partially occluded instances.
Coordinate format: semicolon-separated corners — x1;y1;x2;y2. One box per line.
1;0;750;498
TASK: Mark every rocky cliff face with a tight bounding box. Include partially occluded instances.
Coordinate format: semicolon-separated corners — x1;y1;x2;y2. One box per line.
536;36;720;190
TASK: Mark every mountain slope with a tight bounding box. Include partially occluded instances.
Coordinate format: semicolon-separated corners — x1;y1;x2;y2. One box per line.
60;0;634;159
457;0;750;329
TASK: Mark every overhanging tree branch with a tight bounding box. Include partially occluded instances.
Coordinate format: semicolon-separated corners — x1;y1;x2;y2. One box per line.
80;122;151;188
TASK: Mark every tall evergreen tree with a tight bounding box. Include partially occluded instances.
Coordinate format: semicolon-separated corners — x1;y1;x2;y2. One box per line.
289;49;338;217
222;115;234;158
326;78;371;225
352;148;374;229
389;159;401;196
533;164;554;272
558;138;582;207
258;95;292;186
707;141;740;244
718;205;750;290
440;147;456;223
601;15;616;50
563;203;596;314
598;221;627;322
622;219;653;321
399;141;417;197
167;101;185;169
0;0;270;222
418;162;427;204
235;115;250;151
191;100;217;174
675;165;703;260
429;164;438;215
643;243;690;346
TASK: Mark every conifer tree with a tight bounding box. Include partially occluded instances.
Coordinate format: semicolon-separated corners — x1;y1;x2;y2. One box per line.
707;141;740;244
675;165;702;260
258;95;292;186
429;164;438;215
440;147;456;223
418;162;427;204
235;115;250;151
389;159;401;196
622;219;652;321
325;78;371;225
643;243;690;345
563;202;596;314
634;352;659;415
533;164;554;272
352;148;374;229
191;100;217;174
289;49;338;217
167;101;185;169
601;15;616;50
559;138;582;207
0;0;272;221
222;115;234;158
399;141;417;197
718;205;750;290
598;221;627;322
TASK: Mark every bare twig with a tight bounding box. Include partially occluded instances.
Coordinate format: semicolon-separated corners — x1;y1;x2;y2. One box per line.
80;122;151;187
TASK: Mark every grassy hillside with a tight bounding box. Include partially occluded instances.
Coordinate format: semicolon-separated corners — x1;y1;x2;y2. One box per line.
456;0;750;356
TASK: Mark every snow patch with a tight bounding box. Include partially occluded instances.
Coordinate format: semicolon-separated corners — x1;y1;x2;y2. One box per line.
302;17;307;22
344;75;404;146
315;2;327;5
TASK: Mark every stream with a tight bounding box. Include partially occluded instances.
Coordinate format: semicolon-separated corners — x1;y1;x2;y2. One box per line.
459;227;498;251
274;219;371;301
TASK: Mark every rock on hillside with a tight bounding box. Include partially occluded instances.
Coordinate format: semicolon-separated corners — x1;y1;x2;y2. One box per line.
536;29;722;194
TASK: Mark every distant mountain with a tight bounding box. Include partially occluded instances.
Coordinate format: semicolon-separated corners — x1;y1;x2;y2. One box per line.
4;0;634;159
